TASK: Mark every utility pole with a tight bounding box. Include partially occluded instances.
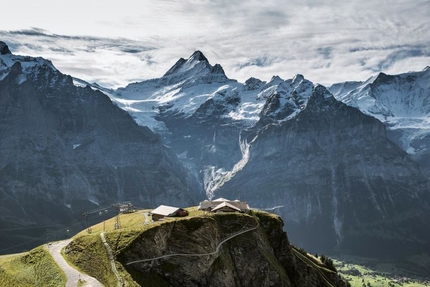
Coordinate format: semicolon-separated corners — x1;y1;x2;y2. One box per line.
113;203;121;230
82;213;92;234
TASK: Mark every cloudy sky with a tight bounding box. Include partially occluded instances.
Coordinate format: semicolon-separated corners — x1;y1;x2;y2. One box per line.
1;0;429;88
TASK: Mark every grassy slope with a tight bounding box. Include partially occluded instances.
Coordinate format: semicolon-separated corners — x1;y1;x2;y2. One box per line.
66;207;208;286
292;247;338;287
0;246;66;287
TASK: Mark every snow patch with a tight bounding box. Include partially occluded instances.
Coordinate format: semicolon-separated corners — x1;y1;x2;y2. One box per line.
204;133;257;199
89;197;100;206
16;74;27;85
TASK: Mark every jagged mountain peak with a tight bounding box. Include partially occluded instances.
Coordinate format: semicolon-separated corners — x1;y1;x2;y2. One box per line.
313;84;333;99
158;51;229;87
292;74;304;84
163;50;211;77
244;77;265;91
269;75;283;83
296;84;336;114
0;44;59;84
371;72;392;86
189;50;208;62
0;41;11;55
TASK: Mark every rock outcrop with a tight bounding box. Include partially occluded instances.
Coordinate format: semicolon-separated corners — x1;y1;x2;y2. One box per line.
0;41;11;55
109;212;348;287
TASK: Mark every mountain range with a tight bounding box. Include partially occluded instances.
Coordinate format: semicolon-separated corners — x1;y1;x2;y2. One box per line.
329;68;430;177
0;42;199;253
1;41;429;272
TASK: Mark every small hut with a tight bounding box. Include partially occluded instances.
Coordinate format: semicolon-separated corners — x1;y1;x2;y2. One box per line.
151;205;189;221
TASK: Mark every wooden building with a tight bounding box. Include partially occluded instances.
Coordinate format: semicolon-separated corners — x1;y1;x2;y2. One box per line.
151;205;189;221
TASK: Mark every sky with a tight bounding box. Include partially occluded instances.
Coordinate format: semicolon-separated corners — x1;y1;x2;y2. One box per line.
1;0;429;88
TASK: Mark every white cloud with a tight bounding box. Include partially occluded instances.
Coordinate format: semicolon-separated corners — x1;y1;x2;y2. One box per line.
1;0;429;88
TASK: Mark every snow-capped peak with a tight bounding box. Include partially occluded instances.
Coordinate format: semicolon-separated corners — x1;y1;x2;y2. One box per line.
0;42;57;72
292;74;304;85
163;50;211;77
329;67;430;156
156;50;230;88
269;75;283;84
0;41;61;85
189;50;208;63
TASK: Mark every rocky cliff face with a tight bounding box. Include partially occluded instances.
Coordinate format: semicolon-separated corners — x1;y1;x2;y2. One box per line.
0;43;199;253
113;212;348;287
329;68;430;178
216;86;430;257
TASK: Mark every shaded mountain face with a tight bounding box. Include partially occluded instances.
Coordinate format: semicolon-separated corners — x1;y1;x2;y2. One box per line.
329;68;430;177
0;43;199;253
216;86;430;257
114;51;430;261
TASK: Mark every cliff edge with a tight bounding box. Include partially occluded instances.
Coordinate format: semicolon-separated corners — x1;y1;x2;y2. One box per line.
66;210;349;287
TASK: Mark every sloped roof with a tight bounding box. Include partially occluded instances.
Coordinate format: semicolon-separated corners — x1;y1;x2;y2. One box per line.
212;197;230;202
212;201;242;212
231;201;250;211
198;199;250;211
152;205;181;216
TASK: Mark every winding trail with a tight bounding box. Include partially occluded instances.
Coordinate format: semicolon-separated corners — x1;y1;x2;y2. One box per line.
126;223;258;265
46;239;103;287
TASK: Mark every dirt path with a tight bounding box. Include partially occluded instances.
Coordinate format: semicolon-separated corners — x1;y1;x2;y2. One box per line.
47;239;104;287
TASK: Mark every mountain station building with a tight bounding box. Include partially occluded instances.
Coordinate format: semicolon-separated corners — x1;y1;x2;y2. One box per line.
151;205;189;221
198;198;250;213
